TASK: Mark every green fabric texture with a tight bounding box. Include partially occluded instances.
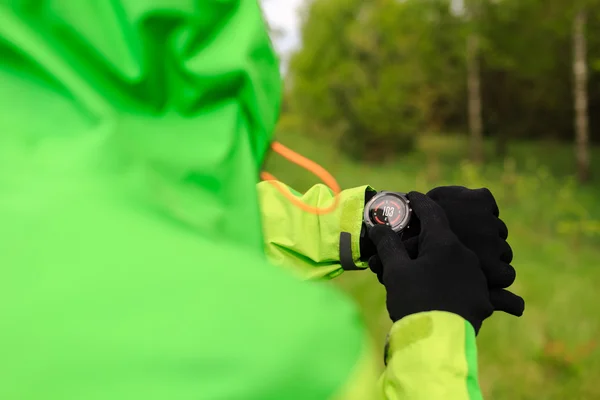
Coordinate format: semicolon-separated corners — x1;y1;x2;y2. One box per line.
259;182;372;280
464;320;484;400
0;1;368;399
382;311;484;400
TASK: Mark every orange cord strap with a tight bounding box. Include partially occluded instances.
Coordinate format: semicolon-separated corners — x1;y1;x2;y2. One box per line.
260;141;341;215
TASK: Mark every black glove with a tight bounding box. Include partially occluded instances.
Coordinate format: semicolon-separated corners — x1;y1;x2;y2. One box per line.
425;186;524;317
369;191;493;334
368;186;525;318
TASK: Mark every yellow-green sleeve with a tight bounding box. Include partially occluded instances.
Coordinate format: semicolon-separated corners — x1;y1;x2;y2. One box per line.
380;311;483;399
332;311;484;400
257;181;373;280
257;182;484;398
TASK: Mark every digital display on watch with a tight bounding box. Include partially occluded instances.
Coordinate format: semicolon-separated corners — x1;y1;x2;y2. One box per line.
364;192;412;233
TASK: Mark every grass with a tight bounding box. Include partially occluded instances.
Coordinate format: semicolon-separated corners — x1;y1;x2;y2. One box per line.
264;129;600;400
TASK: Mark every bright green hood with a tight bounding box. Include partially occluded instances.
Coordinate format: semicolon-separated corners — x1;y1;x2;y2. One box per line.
0;0;282;250
0;4;378;400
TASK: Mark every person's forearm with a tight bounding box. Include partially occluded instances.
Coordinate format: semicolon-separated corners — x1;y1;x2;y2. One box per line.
258;181;372;280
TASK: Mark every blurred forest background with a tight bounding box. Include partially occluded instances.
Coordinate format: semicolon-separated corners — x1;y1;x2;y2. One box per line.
262;0;600;399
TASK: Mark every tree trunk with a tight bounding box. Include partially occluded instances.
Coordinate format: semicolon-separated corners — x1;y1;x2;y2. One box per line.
573;10;591;183
467;34;484;164
494;70;509;158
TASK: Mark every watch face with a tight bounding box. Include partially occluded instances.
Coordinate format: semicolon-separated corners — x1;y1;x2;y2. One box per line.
365;192;411;232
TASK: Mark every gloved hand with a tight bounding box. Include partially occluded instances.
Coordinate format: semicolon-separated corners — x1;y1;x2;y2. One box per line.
368;186;525;318
369;192;493;334
425;186;524;317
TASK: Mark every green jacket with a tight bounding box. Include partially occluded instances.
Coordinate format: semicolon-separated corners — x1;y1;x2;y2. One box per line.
0;1;482;399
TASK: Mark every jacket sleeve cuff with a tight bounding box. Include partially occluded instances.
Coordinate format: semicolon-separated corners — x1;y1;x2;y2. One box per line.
382;311;483;400
339;185;376;271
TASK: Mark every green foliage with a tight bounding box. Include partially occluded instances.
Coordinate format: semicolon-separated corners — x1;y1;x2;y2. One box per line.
457;160;600;244
467;0;600;144
286;0;600;160
289;0;466;160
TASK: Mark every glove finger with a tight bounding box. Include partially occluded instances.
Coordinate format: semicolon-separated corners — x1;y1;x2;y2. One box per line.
407;192;455;255
406;191;454;256
368;255;384;284
401;217;420;241
474;188;500;217
483;261;516;288
403;236;419;259
498;218;509;240
426;186;468;201
490;289;525;316
499;239;513;263
407;191;450;231
368;225;410;265
427;186;499;217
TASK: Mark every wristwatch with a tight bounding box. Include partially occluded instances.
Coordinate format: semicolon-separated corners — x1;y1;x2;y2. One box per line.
363;191;412;233
340;191;412;271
